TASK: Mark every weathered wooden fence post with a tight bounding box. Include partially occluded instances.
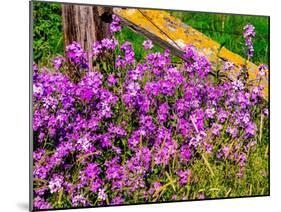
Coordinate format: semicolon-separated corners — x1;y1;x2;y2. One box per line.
62;4;112;72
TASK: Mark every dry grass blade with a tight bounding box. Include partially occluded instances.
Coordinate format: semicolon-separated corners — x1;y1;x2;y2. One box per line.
165;171;176;192
201;153;215;177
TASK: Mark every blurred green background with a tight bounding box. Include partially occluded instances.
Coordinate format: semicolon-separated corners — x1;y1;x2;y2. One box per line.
33;2;269;66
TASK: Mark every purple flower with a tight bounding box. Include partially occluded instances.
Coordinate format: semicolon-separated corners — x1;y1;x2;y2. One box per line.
243;24;256;59
105;157;123;181
72;194;90;207
190;109;205;132
205;143;213;153
128;64;146;81
128;129;144;150
92;41;102;56
108;124;127;137
38;132;45;142
110;14;121;33
110;196;124;205
121;42;135;65
226;127;238;137
183;45;210;77
107;74;117;86
177;169;192;186
258;64;267;77
217;109;229;123
148;182;162;195
76;137;91;152
115;55;126;68
101;37;118;50
143;40;153;50
144;81;160;96
154;128;178;165
98;188;107;201
84;163;101;179
52;56;65;70
48;174;64;193
223;61;235;71
90;179;103;192
180;144;192;163
115;41;135;68
211;123;222;136
127;82;140;96
232;80;245;91
33;62;38;73
222;146;230;158
243;24;256;38
189;131;207;148
246;122;257;136
157;102;169;124
145;51;170;72
140;115;156;133
33;164;49;179
34;196;52;209
66;42;88;69
263;108;269;116
205;107;216;119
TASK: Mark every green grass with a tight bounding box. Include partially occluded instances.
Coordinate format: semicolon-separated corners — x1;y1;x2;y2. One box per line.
33;2;64;66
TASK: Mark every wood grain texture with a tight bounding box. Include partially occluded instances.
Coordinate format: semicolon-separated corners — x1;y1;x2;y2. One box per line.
62;5;112;71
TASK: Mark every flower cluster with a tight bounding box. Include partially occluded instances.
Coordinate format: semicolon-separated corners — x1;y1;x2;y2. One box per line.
115;41;135;68
243;24;256;59
92;37;118;57
33;23;268;210
66;42;89;69
52;56;65;71
110;14;121;33
143;39;154;50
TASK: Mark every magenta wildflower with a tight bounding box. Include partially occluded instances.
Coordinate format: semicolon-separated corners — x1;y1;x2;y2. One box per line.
90;179;103;192
84;163;100;179
110;14;121;33
157;102;169;124
180;144;192;163
66;41;88;69
243;24;256;58
223;61;235;71
143;40;153;50
211;123;222;136
98;188;107;201
245;122;257;136
92;41;102;56
177;169;192;186
232;80;245;91
107;74;117;86
101;37;118;50
34;196;52;210
48;174;64;193
110;196;124;205
263;108;269;116
52;56;65;70
72;194;90;207
258;64;267;77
